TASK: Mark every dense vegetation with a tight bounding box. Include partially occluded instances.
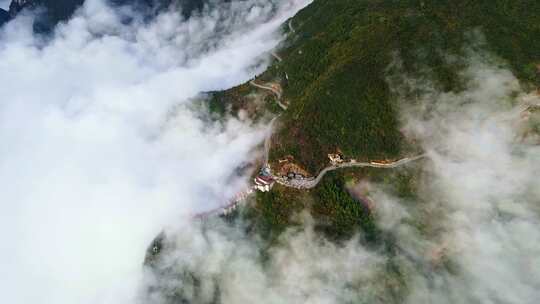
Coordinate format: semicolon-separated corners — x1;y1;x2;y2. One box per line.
146;1;540;302
266;0;540;173
247;163;425;245
204;0;540;242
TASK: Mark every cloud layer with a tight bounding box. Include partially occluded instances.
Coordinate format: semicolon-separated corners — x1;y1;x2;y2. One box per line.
379;51;540;303
147;218;387;304
0;0;311;303
4;2;538;303
146;47;540;304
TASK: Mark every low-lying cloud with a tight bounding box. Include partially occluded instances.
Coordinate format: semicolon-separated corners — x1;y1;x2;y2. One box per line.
4;3;538;303
146;218;388;304
145;46;540;303
0;0;311;303
379;51;540;303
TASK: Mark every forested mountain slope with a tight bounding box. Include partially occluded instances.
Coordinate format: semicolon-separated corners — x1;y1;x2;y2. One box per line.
139;1;540;302
269;0;540;174
207;0;540;240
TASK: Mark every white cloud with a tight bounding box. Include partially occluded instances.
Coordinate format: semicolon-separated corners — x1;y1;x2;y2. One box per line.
140;42;540;304
6;3;536;304
380;53;540;304
0;0;311;303
146;219;386;304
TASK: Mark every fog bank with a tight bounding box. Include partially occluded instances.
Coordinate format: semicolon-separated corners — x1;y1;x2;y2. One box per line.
0;0;311;303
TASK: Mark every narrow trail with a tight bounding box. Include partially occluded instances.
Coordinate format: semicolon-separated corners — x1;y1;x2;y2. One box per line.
273;154;427;189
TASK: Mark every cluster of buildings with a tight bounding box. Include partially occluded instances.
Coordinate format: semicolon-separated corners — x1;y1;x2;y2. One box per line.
328;153;344;165
254;166;275;192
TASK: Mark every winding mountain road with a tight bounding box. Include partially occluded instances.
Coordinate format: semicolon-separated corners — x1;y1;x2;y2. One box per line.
249;80;288;110
271;52;283;62
250;80;282;99
288;20;296;33
273;154;427;190
194;85;538;218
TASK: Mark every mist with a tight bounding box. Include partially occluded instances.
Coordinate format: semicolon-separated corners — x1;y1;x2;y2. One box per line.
146;216;388;304
144;44;540;303
3;2;538;303
380;49;540;303
0;0;311;303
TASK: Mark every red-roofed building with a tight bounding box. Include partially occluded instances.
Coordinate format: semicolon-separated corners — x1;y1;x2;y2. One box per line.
254;175;274;192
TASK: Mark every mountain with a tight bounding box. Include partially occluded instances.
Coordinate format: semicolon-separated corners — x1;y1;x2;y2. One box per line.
3;1;540;300
274;0;539;174
206;0;540;239
143;2;540;302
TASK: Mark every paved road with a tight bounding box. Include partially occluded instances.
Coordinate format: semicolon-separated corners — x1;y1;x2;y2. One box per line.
250;80;282;99
271;52;283;62
273;154;427;189
193;149;426;219
288;20;295;33
193;90;538;218
266;93;539;191
250;80;288;110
